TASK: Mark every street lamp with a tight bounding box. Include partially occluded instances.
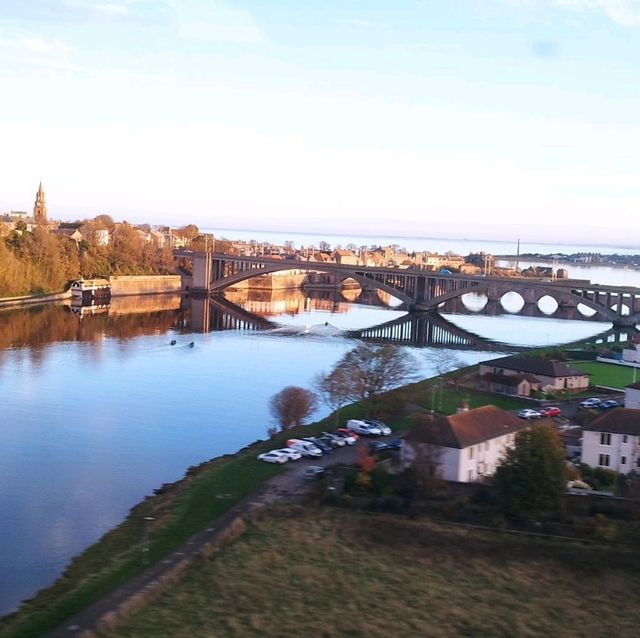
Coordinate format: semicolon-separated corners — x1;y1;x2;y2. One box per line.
142;516;155;565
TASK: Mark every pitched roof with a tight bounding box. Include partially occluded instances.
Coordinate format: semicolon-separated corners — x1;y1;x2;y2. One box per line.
482;356;590;379
583;408;640;436
404;405;528;449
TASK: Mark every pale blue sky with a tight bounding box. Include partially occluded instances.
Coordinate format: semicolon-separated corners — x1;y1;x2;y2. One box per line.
1;1;639;244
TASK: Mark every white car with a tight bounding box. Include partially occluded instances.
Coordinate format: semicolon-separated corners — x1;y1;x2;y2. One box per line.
321;432;347;447
286;438;323;458
275;448;302;461
333;430;358;445
580;398;602;409
257;450;289;464
517;409;541;420
363;419;392;436
346;419;382;436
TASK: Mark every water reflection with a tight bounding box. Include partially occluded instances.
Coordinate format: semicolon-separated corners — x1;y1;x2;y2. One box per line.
0;288;637;616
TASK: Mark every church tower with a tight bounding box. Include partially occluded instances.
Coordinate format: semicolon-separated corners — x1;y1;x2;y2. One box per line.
33;181;48;225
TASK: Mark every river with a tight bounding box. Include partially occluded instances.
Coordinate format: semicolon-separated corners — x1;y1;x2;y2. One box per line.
1;238;639;616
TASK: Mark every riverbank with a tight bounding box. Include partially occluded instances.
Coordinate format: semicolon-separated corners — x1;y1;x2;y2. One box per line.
0;397;370;638
0;339;617;636
0;290;72;309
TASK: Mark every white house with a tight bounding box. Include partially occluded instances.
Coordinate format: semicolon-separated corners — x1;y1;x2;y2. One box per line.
625;381;640;409
400;405;529;482
582;408;640;475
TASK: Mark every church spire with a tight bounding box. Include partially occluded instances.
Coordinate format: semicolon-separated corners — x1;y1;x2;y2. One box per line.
33;181;48;225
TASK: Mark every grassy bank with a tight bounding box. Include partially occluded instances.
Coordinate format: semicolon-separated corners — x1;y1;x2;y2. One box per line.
107;505;640;638
0;360;587;636
0;450;287;637
0;399;370;638
569;360;638;389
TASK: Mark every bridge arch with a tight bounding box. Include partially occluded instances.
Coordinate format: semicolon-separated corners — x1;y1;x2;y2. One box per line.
424;281;622;323
206;261;415;306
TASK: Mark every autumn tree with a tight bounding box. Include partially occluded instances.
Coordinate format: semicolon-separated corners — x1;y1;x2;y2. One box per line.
318;343;418;414
269;386;318;432
493;424;568;518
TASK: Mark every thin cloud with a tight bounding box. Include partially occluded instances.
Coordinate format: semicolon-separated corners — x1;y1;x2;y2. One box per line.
509;0;640;26
0;33;73;55
173;2;267;44
63;0;132;18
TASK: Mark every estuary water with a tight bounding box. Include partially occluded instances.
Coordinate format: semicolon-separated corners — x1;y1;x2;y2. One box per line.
1;249;640;615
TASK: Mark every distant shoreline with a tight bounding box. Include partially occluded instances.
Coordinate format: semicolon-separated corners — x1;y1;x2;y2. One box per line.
495;254;640;271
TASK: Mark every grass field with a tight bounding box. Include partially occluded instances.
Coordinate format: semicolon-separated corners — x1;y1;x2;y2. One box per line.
108;506;640;638
569;361;639;390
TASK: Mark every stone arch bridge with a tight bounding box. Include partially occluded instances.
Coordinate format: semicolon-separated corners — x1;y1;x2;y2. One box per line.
176;251;640;327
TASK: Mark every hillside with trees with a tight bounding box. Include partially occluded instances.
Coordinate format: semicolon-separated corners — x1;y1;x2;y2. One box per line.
0;219;186;297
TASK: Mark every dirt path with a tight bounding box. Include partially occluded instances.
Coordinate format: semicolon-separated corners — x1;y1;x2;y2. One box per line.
46;444;361;637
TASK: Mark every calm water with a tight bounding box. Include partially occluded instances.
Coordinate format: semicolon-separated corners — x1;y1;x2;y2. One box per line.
0;272;635;615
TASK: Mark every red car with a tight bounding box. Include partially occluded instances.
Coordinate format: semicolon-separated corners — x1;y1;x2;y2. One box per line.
539;406;561;418
336;428;359;441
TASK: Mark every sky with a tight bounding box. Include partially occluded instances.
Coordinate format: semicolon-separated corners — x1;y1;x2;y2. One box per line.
0;0;639;245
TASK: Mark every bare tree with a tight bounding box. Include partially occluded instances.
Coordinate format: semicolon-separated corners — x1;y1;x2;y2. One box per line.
319;343;418;414
428;349;464;411
269;386;318;432
315;368;352;425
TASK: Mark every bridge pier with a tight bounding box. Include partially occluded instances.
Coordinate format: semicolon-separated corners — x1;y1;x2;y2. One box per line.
190;252;213;293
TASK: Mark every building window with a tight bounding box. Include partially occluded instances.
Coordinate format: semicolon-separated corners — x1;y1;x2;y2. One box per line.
468;469;475;481
469;447;474;460
621;456;627;465
600;433;611;446
598;454;610;467
623;435;628;443
485;441;490;451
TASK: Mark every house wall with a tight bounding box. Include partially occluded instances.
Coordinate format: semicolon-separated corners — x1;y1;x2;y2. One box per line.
582;430;640;474
403;432;518;483
623;346;640;364
478;364;589;393
624;387;640;409
457;433;516;482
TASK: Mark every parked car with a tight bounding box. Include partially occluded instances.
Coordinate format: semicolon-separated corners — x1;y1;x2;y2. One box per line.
317;434;343;449
286;439;323;458
539;406;561;418
257;451;289;464
363;419;392;436
386;438;403;450
336;428;359;442
346;419;382;435
368;441;390;454
321;432;347;447
599;399;620;410
274;448;302;461
579;398;602;409
303;465;326;480
517;408;541;420
303;437;334;454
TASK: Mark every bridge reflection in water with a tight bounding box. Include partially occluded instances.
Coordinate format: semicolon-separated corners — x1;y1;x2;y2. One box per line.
188;291;639;352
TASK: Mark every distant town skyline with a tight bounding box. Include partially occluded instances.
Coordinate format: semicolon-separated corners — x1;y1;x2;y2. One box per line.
1;1;639;245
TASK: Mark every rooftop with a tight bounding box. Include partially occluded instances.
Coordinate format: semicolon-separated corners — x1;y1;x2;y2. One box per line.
482;356;590;378
404;405;528;449
583;408;640;436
